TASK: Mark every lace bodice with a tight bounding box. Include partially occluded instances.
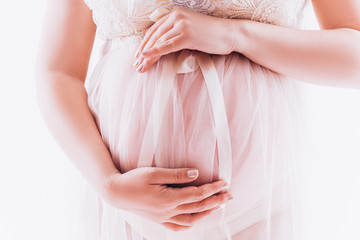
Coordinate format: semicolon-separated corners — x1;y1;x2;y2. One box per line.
84;0;309;41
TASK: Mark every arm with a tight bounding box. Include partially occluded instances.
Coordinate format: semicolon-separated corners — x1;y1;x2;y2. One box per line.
231;0;360;88
35;0;118;199
36;0;232;231
137;0;360;88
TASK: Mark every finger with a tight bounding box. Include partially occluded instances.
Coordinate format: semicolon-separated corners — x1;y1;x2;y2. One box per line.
136;14;170;57
168;207;218;227
142;20;175;54
141;34;183;58
146;167;199;185
170;179;229;205
133;56;144;69
161;222;191;232
134;57;145;71
136;56;160;73
217;181;231;194
175;192;232;214
154;28;181;48
136;29;180;72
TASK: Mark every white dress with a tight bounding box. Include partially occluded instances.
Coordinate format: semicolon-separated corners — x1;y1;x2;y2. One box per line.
80;0;309;239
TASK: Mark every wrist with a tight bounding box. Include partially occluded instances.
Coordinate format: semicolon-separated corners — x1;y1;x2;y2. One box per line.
101;170;122;202
228;19;250;54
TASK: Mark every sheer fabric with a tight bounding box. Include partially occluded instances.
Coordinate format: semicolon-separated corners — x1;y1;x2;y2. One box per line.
81;0;310;239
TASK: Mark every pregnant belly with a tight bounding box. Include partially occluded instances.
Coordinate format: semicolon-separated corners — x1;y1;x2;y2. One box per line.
86;44;302;227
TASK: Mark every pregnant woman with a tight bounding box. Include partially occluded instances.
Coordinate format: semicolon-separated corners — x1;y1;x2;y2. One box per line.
36;0;360;239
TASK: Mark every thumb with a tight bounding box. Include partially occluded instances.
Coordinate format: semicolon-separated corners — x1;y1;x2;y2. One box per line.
147;167;199;184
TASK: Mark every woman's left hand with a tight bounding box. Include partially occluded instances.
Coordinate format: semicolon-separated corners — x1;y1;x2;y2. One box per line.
134;6;236;73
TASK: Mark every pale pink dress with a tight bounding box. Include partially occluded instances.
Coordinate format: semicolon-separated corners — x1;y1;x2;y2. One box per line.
81;0;309;239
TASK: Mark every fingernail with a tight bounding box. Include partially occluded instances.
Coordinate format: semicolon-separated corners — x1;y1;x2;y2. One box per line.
133;59;139;67
221;184;229;192
187;169;198;178
135;49;140;58
142;50;148;55
136;64;143;72
135;58;143;69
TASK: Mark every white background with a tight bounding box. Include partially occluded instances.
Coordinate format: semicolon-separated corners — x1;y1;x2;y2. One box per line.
1;1;360;239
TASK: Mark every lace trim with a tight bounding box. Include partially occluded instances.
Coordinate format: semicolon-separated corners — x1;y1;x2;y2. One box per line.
83;0;308;40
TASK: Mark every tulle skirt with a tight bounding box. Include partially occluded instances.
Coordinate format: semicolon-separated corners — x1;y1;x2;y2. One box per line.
83;36;304;240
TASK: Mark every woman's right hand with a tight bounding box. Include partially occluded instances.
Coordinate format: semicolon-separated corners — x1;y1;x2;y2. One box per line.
103;167;233;231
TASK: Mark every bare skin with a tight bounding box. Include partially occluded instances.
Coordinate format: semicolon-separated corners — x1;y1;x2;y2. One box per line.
36;0;360;233
136;0;360;88
35;0;232;232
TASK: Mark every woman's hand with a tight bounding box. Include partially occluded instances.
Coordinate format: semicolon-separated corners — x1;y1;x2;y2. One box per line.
104;167;233;231
133;6;236;73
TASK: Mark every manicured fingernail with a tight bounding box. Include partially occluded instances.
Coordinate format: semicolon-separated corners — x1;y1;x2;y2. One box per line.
135;58;144;69
136;64;143;72
135;49;140;58
133;59;139;67
187;169;198;178
221;184;230;192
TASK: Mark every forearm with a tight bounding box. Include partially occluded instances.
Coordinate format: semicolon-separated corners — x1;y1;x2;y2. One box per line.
230;20;360;88
36;71;119;199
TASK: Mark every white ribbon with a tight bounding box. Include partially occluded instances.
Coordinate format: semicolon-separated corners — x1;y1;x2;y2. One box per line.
131;9;233;239
132;49;233;239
